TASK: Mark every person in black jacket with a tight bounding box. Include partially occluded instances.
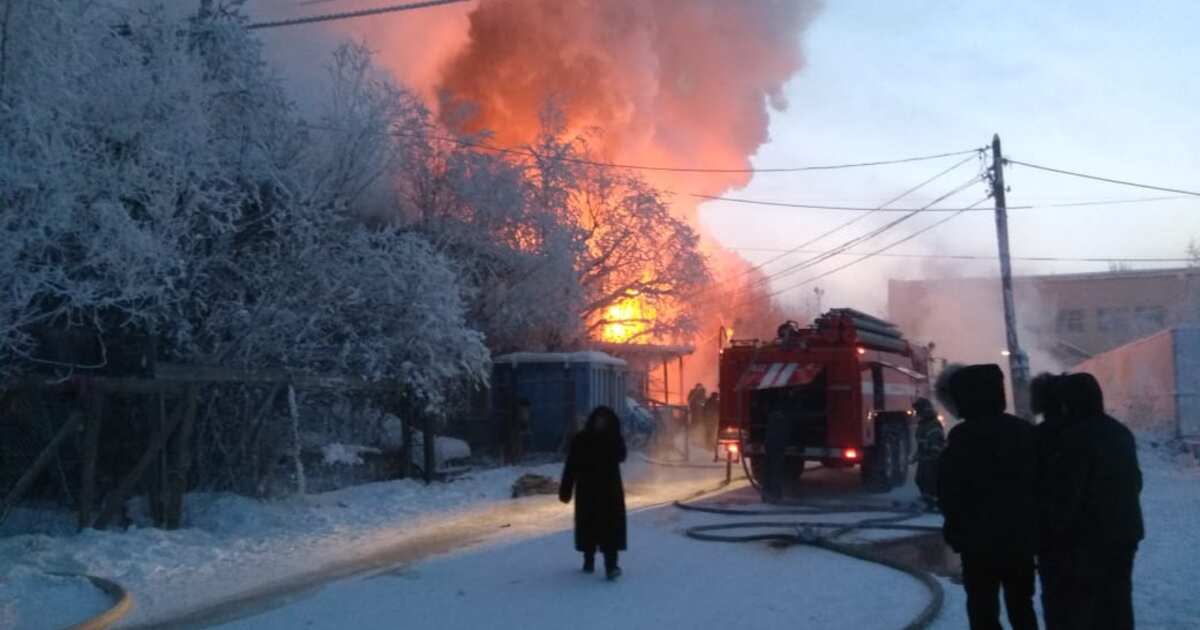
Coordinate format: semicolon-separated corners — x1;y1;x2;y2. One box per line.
1044;373;1144;630
912;397;945;512
937;363;1039;630
1030;372;1071;629
560;405;628;580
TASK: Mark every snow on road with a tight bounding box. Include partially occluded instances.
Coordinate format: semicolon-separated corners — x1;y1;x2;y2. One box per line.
214;499;931;630
0;453;731;629
2;436;1195;629
928;437;1200;630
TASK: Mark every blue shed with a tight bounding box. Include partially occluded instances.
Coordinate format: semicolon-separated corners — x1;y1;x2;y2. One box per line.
492;351;628;452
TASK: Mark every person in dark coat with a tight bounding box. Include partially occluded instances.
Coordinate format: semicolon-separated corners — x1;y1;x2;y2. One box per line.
703;392;720;449
937;363;1040;630
1043;373;1144;630
911;397;944;511
1030;372;1071;629
559;405;628;580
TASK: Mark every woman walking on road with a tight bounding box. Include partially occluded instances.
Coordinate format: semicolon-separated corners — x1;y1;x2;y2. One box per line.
560;405;628;580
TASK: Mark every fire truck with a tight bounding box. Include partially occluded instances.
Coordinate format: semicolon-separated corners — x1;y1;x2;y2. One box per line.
717;308;932;492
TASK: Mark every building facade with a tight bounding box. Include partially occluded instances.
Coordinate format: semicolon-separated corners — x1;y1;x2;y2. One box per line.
888;267;1200;370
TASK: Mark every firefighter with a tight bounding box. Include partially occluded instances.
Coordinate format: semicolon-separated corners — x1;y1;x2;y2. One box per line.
687;383;707;429
703;392;720;449
559;405;628;581
937;364;1039;630
911;397;943;512
1043;373;1144;630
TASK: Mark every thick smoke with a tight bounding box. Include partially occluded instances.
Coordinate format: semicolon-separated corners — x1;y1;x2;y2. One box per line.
432;0;820;201
315;0;821;392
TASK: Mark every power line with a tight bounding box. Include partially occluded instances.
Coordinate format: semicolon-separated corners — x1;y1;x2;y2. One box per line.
431;134;985;175
247;0;469;30
748;175;985;289
727;247;1193;265
691;195;992;213
1006;159;1200;198
694;193;1195;213
761;197;989;300
692;153;982;299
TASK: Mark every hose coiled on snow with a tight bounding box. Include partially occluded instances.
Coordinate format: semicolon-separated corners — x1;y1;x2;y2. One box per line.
673;499;945;630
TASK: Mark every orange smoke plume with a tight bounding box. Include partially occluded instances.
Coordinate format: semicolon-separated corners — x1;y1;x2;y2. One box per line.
328;0;821;388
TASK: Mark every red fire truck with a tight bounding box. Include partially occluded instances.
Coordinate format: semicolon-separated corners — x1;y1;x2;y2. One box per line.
717;309;933;491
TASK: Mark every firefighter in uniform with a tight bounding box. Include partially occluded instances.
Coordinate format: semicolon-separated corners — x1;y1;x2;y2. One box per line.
687;383;707;430
911;397;944;511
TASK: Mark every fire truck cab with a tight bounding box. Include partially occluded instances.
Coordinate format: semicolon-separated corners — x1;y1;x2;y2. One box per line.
717;308;931;492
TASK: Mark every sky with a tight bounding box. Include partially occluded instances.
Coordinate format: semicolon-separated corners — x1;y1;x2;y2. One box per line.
246;0;1200;316
698;0;1200;312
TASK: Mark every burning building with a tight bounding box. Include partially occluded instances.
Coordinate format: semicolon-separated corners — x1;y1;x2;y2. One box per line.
323;0;822;397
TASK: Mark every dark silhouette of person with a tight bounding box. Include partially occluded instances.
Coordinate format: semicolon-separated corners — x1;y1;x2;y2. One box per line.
703;392;720;449
1030;372;1071;629
1043;373;1144;630
937;364;1039;630
559;405;628;580
912;397;944;511
688;383;707;427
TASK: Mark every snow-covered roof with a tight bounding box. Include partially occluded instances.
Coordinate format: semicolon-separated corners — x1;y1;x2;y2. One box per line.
493;351;627;367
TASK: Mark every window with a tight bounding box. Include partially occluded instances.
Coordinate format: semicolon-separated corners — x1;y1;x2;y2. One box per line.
1096;307;1131;335
1056;309;1084;333
1134;305;1167;333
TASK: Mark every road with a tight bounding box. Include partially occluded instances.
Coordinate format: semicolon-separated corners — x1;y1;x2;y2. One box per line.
208;465;941;630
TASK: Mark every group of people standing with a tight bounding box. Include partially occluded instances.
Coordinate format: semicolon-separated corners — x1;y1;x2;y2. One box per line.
935;363;1144;630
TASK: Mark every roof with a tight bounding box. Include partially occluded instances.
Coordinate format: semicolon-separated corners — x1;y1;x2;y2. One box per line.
492;351;627;367
592;342;695;359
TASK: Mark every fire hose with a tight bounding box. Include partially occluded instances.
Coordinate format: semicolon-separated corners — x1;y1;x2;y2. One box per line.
673;499;946;630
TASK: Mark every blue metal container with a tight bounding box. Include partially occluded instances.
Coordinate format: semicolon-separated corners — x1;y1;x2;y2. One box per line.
493;352;628;452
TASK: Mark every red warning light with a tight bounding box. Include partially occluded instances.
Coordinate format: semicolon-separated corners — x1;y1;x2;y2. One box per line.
843;448;860;460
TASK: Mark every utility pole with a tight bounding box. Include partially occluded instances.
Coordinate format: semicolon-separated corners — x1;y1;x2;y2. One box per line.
990;134;1031;418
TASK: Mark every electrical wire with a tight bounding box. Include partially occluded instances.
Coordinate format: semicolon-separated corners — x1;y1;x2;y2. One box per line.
747;176;985;291
247;0;470;30
684;154;983;304
429;133;985;175
726;247;1194;265
695;193;1194;213
762;197;989;300
1006;159;1200;198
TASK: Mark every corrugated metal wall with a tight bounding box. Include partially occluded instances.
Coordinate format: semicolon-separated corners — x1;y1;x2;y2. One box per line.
1173;327;1200;439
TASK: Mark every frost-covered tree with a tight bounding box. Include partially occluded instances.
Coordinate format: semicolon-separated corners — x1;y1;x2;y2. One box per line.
524;118;712;343
0;3;488;405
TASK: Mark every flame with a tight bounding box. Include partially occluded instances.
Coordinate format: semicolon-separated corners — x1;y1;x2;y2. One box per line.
324;0;821;379
601;292;656;344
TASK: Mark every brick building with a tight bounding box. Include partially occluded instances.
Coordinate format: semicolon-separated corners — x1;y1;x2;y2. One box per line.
887;266;1200;370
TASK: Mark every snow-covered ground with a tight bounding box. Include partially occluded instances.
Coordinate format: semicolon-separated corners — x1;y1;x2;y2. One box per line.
214;496;931;630
929;435;1200;630
2;434;1195;629
0;450;733;629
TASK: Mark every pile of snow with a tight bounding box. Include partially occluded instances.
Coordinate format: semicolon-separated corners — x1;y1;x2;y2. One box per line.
407;432;472;471
0;567;112;630
321;443;381;466
1;462;558;625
